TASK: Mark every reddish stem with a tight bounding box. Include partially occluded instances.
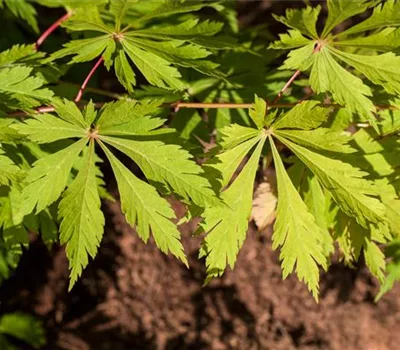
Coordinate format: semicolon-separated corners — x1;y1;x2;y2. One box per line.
272;42;322;105
272;70;302;104
74;57;104;103
35;12;72;50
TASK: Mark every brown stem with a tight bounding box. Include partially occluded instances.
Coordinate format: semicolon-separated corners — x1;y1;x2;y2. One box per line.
74;57;104;103
172;102;254;109
35;12;72;50
8;101;398;119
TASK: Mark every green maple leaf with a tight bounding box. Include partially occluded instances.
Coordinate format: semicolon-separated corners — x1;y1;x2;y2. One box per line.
19;138;88;218
274;134;385;228
271;1;400;129
99;135;218;207
269;136;327;300
321;0;373;38
100;142;187;265
59;141;105;290
0;120;22;142
15;113;86;143
329;48;400;96
0;0;39;32
334;28;400;52
0;66;53;108
201;137;266;281
336;0;400;37
275;128;355;154
0;44;39;66
334;212;386;284
273;6;321;40
0;151;22;186
249;95;267;129
376;239;400;300
45;3;225;92
272;101;330;130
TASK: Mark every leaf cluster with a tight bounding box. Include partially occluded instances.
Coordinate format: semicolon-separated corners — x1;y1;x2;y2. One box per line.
2;0;400;302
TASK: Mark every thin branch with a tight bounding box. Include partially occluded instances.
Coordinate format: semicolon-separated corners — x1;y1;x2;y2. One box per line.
35;12;72;50
74;57;104;103
272;70;302;104
8;100;399;119
272;42;322;105
172;102;254;109
58;81;124;100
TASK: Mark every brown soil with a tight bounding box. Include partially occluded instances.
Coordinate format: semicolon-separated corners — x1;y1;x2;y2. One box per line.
1;199;400;350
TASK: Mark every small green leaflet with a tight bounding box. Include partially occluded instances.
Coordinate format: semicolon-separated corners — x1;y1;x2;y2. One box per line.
15;113;86;143
249;95;266;129
329;48;400;96
272;101;329;130
274;134;385;228
201;137;266;281
271;1;400;130
322;0;371;38
335;28;400;52
100;142;187;265
302;171;334;257
310;47;376;127
19;138;88;219
99;136;219;207
205;135;264;191
0;0;39;32
334;212;386;284
59;141;105;290
275;128;355;153
376;239;400;300
0;313;45;349
46;8;225;91
272;6;321;39
0;66;53;108
336;0;400;37
269;136;326;300
0;152;22;186
0;44;38;66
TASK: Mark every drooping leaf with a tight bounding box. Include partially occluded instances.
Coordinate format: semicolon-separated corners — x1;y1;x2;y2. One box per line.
100;142;187;265
58;141;105;290
20;138;88;218
269;136;327;300
201;138;266;281
99;135;219;207
275;135;385;228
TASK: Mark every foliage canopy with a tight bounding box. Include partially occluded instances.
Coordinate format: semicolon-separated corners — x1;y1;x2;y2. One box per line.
2;0;400;305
